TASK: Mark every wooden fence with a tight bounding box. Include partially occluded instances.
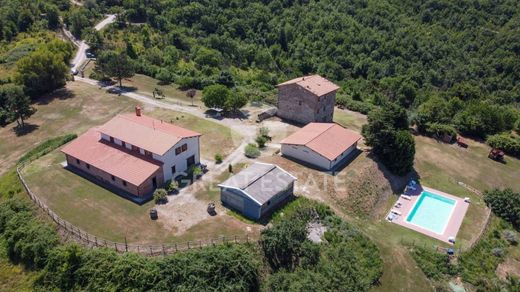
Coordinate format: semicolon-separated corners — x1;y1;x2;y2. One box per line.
16;163;252;256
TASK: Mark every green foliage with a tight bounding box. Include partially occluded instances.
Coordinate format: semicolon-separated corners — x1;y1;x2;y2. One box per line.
201;84;230;109
224;91;247;112
259;126;270;138
153;188;167;204
486;134;520;158
262;199;383;290
362;103;415;175
255;135;268;148
64;6;98;38
0;84;34;126
0;170;24;200
164;180;178;193
244;143;260;158
458;219;512;288
336;95;377;115
453;102;518;139
424;123;458;140
214;153;223;164
409;247;459;280
96;50;135;87
484;188;520;229
18;134;77;164
15;41;71;98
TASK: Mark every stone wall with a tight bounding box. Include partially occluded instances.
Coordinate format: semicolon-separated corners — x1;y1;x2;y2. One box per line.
277;84;336;124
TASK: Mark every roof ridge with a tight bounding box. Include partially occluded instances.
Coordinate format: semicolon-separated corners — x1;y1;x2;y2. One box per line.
304;123;336;146
241;164;276;190
119;114;184;138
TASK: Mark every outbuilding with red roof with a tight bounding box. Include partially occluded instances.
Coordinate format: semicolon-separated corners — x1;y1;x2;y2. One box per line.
280;123;361;170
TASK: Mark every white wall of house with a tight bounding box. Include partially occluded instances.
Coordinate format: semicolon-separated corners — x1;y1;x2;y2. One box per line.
330;143;357;169
281;144;331;169
153;136;200;181
281;142;358;170
101;132;200;181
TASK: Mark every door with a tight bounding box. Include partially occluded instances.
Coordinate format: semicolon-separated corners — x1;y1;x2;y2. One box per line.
186;155;195;167
152;177;157;188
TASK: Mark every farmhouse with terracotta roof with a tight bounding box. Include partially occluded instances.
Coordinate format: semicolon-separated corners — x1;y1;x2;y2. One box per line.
61;106;201;199
276;75;340;124
281;123;361;170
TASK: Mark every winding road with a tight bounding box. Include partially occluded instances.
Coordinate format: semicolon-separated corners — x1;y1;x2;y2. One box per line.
70;14;116;72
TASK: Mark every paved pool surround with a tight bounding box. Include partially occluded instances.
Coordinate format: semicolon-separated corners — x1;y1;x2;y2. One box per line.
390;186;469;244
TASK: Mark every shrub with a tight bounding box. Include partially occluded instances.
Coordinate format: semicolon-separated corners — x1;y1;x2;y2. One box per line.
484;188;520;229
336;95;376;114
215;153;223;164
259;127;270;138
189;165;202;178
165;180;178;193
486;134;520;158
424;123;458;140
255;135;268;148
245;143;261;158
153;188;168;204
18;134;77;164
503;230;518;245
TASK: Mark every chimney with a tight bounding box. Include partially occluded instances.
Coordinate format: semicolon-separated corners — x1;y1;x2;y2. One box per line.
135;106;141;117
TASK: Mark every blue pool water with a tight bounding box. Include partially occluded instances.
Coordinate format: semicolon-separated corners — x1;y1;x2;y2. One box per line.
406;191;456;234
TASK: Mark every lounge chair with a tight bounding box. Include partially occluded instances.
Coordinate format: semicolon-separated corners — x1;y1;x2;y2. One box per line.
391;209;402;215
401;195;412;200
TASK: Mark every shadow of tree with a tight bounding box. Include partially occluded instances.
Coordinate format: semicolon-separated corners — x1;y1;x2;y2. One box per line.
12;123;39;136
36;88;76;105
365;151;421;195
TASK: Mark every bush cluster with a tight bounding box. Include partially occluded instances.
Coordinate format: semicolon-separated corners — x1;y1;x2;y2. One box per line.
486;134;520;158
245;143;261;158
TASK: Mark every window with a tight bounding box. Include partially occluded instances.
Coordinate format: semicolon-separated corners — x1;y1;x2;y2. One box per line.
122;141;126;148
132;145;139;152
175;143;188;155
111;175;115;181
298;101;302;106
86;164;90;169
110;136;114;143
122;180;127;187
316;108;320;114
145;150;152;157
171;165;176;175
76;159;80;165
267;200;271;206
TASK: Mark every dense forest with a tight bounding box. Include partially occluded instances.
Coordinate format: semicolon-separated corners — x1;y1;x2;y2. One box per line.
88;0;519;140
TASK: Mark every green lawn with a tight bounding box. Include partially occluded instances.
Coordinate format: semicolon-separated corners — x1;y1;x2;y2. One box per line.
148;109;241;160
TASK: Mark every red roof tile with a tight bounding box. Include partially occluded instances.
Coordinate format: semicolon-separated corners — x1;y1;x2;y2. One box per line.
61;129;162;186
277;75;340;97
281;123;361;161
98;114;201;156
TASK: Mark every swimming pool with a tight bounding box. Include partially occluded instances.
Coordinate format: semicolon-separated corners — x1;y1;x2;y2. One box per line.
406;191;456;234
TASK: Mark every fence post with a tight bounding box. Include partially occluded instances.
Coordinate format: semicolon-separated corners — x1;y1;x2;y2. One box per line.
104;240;107;247
149;246;153;256
95;237;98;247
234;235;237;243
162;245;166;256
246;234;249;243
175;243;178;252
187;241;190;249
114;243;117;252
199;240;202;249
137;245;140;254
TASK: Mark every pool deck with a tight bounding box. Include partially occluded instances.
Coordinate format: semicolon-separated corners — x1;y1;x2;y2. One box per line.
389;186;469;244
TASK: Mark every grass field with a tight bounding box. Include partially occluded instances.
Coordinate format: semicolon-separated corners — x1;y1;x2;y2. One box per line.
0;81;240;176
21;150;259;244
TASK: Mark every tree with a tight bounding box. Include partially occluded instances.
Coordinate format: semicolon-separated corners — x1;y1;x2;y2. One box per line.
186;89;196;106
362;103;415;175
484;188;520;229
256;135;268;148
96;50;135;88
5;85;35;129
201;84;230;109
245;143;261;158
224;92;248;112
15;47;69;98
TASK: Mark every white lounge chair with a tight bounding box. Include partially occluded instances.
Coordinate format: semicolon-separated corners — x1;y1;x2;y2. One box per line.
401;195;412;200
391;209;402;215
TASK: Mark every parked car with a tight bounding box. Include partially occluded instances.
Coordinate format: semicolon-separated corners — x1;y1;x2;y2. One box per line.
149;208;158;220
71;68;79;75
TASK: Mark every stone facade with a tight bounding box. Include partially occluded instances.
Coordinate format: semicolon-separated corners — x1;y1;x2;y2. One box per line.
277;84;336;124
65;154;164;197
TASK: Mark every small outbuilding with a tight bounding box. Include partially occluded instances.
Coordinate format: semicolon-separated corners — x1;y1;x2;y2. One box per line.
218;162;297;220
281;123;361;170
